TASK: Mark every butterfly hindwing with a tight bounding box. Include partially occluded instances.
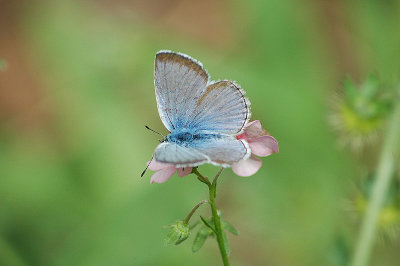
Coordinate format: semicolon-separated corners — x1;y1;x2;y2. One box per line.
154;142;209;166
154;137;249;167
192;137;249;166
188;80;250;135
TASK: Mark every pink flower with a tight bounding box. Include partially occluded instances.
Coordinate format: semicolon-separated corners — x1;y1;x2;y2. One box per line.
232;120;279;177
148;159;192;184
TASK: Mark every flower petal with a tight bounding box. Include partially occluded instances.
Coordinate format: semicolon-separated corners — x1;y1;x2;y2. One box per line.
177;167;192;177
244;120;265;138
150;166;176;184
232;155;262;177
147;159;171;171
249;135;279;157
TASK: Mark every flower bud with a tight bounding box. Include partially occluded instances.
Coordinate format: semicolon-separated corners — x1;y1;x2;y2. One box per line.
164;220;190;245
330;76;392;152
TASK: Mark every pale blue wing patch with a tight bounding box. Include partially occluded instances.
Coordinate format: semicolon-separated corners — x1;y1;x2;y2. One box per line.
154;137;250;167
154;142;209;166
188;80;250;135
154;51;209;131
193;138;250;167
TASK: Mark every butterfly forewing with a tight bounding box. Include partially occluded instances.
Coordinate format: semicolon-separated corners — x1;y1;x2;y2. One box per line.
155;51;209;131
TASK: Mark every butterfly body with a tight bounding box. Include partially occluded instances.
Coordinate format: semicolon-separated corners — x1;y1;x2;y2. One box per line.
167;130;197;145
167;128;229;146
153;50;251;167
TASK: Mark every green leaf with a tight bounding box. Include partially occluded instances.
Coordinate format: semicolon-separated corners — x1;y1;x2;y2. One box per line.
222;221;239;236
222;231;230;256
200;216;216;233
192;226;213;252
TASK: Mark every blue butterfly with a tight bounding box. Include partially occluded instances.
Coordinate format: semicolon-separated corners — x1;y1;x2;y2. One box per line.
153;50;251;167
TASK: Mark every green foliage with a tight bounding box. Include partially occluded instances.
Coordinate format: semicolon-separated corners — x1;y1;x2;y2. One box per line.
190;216;238;253
192;224;214;253
199;216;216;233
221;221;239;236
222;231;230;256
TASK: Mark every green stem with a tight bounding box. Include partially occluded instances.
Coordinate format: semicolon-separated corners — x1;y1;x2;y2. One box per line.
193;168;229;266
212;167;225;188
351;99;400;266
192;168;211;186
208;179;229;266
184;200;208;224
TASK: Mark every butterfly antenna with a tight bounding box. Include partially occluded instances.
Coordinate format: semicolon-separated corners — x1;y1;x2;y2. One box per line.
145;125;163;137
141;156;154;177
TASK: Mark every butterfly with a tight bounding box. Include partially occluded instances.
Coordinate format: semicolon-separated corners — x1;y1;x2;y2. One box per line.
153;50;251;168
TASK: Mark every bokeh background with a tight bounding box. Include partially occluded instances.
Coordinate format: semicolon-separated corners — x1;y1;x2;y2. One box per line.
1;0;400;265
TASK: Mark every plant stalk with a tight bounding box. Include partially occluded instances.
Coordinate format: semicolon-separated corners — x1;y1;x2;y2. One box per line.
193;168;229;266
351;99;400;266
208;181;229;266
184;200;208;224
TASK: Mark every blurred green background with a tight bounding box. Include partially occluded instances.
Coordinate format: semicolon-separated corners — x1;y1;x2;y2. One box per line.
1;0;399;265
